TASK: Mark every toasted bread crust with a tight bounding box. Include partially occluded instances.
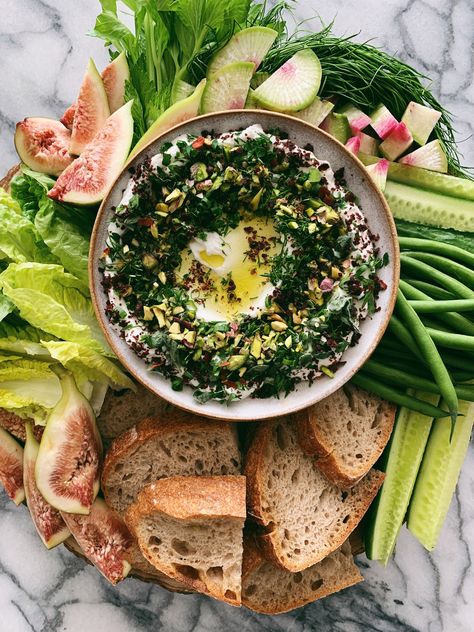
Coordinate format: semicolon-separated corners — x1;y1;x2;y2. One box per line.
243;422;274;526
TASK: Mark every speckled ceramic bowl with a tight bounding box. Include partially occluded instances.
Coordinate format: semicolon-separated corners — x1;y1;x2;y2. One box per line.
90;110;399;421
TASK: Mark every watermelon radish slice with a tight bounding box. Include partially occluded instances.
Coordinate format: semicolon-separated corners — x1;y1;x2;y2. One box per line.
357;131;379;156
380;122;413;161
129;80;206;159
70;58;110;156
251;71;270;89
0;427;24;505
208;27;277;76
171;79;195;104
340;104;371;133
345;136;361;155
293;97;334;127
245;89;260;109
202;62;254;113
320;112;351;144
398;139;448;173
253;50;322;112
365;159;390;191
60;104;76;130
14;118;75;176
49;101;133;205
371;104;398;139
102;52;130;113
401;101;441;146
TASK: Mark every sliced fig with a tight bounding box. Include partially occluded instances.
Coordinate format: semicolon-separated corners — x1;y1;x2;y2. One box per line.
35;373;102;514
70;58;110;156
0;427;25;505
14;118;75;176
48;101;133;205
61;497;133;584
61;103;76;130
102;52;130;113
24;423;70;548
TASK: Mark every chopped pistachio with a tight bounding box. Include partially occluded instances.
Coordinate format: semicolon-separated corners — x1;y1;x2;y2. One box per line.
321;366;335;378
227;355;247;371
168;322;181;334
158;271;167;284
288;221;299;229
308;222;317;234
150;223;159;238
250;187;264;211
284;335;293;349
165;188;182;203
184;330;196;344
152;307;166;328
122;244;130;254
271;321;288;332
143;306;154;321
191;162;208;182
142;253;158;269
169;333;184;341
250;334;262;359
155;202;169;214
172;306;185;315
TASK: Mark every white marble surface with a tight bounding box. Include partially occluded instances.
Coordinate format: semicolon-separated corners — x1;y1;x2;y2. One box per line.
1;1;473;631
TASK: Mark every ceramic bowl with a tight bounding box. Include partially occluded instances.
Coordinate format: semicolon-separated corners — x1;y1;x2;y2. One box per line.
90;110;399;421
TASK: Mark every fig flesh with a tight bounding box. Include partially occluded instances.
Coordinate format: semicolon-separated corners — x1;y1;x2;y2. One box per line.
0;427;25;505
70;58;110;156
24;423;70;548
102;52;130;113
14;118;75;176
35;373;102;514
48;101;134;205
61;103;76;130
61;497;133;584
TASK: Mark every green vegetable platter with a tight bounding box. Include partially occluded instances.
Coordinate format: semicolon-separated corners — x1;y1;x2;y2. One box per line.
1;0;473;585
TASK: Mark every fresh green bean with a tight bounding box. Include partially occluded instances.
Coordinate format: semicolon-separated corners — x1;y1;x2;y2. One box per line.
388;315;423;359
400;255;474;299
451;371;474;382
351;374;449;418
404;280;455;301
396;290;458;423
400;279;474;336
406;252;474;290
456;385;474;400
436;349;474;372
398;237;474;268
408;299;474;313
426;328;474;351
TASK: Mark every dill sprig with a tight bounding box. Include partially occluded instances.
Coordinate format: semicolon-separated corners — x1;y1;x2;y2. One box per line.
261;17;470;178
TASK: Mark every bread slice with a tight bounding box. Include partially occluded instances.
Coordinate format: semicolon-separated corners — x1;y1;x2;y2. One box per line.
125;475;246;605
295;385;395;488
245;418;384;572
97;384;169;440
102;414;241;514
242;536;363;614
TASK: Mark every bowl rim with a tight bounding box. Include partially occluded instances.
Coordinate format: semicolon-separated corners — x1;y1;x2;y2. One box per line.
89;109;400;420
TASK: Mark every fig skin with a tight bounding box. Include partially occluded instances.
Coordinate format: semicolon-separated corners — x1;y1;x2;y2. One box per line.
62;497;133;584
24;423;70;549
35;373;103;515
102;52;129;113
14;117;75;176
0;427;25;505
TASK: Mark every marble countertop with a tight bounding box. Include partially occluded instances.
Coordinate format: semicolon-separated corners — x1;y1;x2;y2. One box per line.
1;1;473;631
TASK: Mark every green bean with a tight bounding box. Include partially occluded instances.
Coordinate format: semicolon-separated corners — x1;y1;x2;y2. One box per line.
398;237;474;268
451;371;474;382
387;315;423;359
456;385;474;400
425;328;474;351
400;254;474;299
351;374;449;418
406;252;474;290
403;279;455;301
408;299;474;313
396;290;458;423
436;349;474;372
400;279;474;336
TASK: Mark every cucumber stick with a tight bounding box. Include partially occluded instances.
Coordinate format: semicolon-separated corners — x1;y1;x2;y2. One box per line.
365;392;439;565
359;153;474;201
407;400;474;550
384;181;474;233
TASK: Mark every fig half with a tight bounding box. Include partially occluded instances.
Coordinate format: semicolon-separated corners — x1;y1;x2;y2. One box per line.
62;497;133;584
35;373;102;514
48;101;133;205
24;423;70;548
60;103;76;130
0;427;25;505
14;117;75;176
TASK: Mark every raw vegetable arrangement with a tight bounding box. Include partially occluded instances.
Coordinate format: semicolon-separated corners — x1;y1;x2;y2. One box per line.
0;0;473;591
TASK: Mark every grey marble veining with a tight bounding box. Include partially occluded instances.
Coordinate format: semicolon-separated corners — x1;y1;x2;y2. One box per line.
1;1;473;631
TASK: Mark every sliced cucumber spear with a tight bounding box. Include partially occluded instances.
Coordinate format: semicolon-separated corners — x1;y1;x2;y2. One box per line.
407;400;474;550
253;50;322;112
208;27;278;76
365;393;439;565
201;61;254;114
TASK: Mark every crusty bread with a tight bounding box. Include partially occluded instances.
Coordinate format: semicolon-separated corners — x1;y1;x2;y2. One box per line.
245;418;383;572
97;384;170;440
242;535;363;614
295;385;395;488
102;414;241;514
125;476;246;605
0;409;43;442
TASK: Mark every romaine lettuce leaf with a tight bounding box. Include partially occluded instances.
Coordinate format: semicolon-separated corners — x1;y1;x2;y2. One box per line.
0;316;55;358
0;263;110;355
0;293;15;322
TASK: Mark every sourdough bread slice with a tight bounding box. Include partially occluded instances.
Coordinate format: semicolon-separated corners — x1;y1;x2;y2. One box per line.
97;384;169;440
245;418;383;572
102;414;241;514
125;475;246;605
295;385;396;488
242;536;363;614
